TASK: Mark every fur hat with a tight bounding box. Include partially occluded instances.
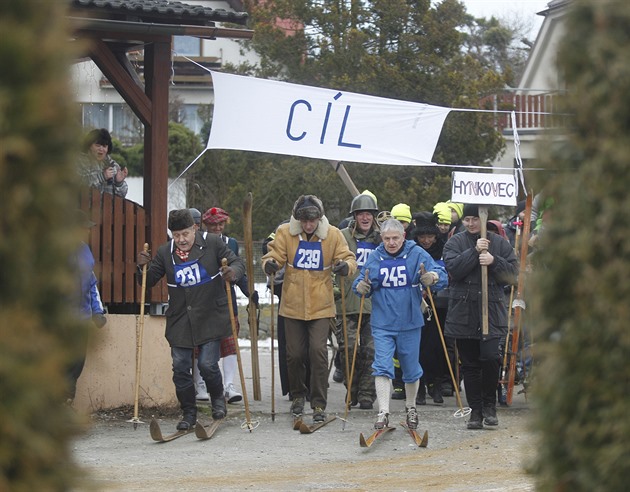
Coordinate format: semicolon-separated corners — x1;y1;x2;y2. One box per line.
462;203;480;218
168;209;195;231
293;195;324;220
202;207;230;225
412;211;440;237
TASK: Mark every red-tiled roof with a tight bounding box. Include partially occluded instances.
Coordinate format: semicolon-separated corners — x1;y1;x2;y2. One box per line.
71;0;248;26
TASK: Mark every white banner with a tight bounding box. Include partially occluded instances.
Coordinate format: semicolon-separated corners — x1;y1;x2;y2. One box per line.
207;71;451;166
451;171;517;206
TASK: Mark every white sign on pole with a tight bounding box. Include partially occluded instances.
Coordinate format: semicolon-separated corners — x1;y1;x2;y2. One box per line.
207;71;451;166
451;171;517;206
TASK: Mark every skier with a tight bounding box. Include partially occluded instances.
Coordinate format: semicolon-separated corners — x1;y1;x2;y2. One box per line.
262;195;357;424
442;204;518;429
334;194;381;410
136;209;245;431
353;219;447;431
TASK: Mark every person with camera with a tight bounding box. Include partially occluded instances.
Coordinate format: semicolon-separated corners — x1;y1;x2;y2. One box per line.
77;128;128;197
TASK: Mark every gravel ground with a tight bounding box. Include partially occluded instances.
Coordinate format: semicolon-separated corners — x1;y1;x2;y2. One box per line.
72;346;535;492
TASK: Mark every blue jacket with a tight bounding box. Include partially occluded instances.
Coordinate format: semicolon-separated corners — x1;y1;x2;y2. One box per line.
77;242;104;319
352;239;447;332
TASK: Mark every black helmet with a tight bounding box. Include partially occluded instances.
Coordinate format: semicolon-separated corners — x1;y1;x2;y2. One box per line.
350;194;378;215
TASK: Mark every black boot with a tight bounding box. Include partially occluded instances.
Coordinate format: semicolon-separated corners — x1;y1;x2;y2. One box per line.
432;378;444;404
482;403;498;426
175;386;197;431
211;393;228;420
415;382;426;406
467;408;483;430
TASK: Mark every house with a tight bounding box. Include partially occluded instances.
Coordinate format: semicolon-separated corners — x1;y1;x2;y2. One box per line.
72;0;258;141
491;0;571;171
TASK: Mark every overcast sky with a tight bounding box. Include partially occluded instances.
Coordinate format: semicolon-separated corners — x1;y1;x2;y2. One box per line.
459;0;550;38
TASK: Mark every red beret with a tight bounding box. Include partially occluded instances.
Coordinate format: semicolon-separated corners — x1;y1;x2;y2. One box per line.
202;207;230;225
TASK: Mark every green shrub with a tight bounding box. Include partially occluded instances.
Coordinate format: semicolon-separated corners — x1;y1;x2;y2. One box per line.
531;2;630;490
0;1;87;489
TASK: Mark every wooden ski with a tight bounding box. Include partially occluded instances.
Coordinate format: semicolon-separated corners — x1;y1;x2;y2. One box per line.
400;422;429;447
506;192;533;405
149;419;193;443
298;416;337;434
359;426;395;448
243;192;261;401
194;420;221;440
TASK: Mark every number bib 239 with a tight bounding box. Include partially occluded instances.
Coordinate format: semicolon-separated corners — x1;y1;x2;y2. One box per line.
293;241;323;271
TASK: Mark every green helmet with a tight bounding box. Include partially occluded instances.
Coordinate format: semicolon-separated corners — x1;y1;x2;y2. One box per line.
350;194;378;215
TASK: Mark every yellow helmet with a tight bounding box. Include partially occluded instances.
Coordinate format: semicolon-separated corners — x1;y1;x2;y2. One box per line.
446;200;464;219
433;202;452;225
390;203;412;223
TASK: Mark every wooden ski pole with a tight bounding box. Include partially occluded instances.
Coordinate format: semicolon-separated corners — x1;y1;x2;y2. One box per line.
128;243;149;429
421;264;471;418
270;272;276;422
340;276;351;405
342;269;368;430
222;259;257;431
243;192;261;400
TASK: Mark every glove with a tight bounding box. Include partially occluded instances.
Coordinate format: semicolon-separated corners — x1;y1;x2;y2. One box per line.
332;260;349;276
356;278;371;296
221;265;236;283
420;271;439;287
264;260;280;275
250;290;259;308
92;313;107;328
137;250;151;267
421;298;429;314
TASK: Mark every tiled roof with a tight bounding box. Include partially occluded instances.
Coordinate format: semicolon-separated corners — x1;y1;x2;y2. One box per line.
71;0;248;26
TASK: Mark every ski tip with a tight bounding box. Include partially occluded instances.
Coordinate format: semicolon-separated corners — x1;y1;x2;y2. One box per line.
194;421;205;439
359;433;369;447
420;430;429;448
149;419;163;441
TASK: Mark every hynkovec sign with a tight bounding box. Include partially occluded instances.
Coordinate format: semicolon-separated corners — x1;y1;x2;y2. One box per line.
451;171;517;207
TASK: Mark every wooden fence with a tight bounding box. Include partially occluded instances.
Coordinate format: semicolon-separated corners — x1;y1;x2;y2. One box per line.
80;188;168;308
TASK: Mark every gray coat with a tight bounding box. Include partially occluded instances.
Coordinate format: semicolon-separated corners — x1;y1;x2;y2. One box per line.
442;231;518;340
141;231;245;348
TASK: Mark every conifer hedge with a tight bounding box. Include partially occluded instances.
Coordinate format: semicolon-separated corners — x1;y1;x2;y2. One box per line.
531;1;630;490
0;1;86;489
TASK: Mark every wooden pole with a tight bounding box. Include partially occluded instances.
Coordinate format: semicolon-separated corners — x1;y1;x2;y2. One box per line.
222;258;254;431
479;206;489;337
128;243;149;428
243;192;261;400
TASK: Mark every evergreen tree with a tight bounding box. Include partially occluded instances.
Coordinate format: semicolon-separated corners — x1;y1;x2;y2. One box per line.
0;0;86;489
531;1;630;490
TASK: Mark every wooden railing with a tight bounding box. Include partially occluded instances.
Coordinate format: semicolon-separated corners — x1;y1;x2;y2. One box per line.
80;188;168;308
480;92;567;132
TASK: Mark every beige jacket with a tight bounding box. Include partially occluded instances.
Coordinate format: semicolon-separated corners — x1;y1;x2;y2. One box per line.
262;216;356;320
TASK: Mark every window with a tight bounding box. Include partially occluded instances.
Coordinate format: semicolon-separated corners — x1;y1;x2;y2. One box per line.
173;36;201;57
